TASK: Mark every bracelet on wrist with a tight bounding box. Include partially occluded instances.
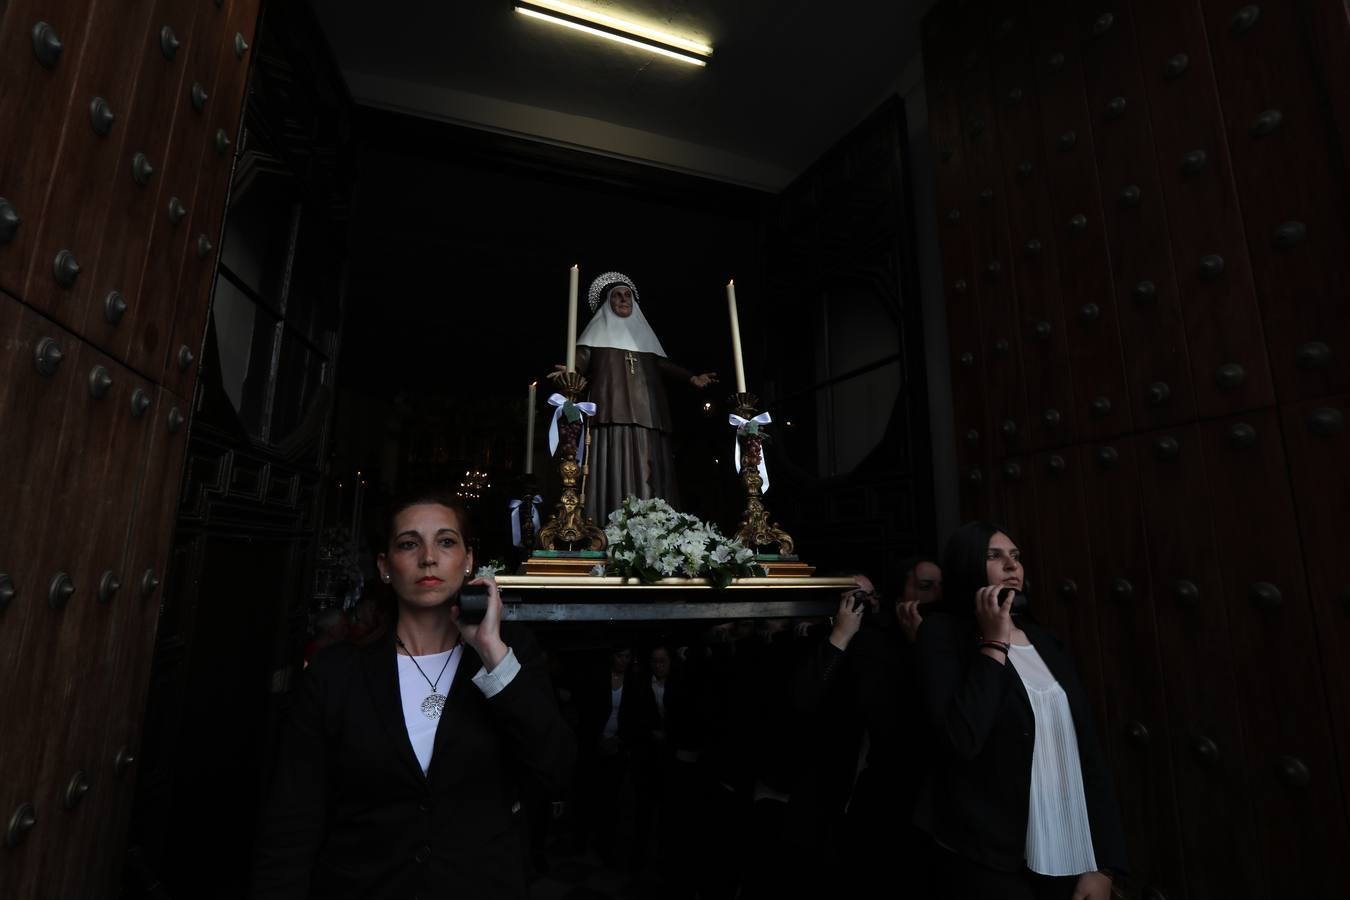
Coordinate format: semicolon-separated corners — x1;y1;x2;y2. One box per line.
978;639;1010;654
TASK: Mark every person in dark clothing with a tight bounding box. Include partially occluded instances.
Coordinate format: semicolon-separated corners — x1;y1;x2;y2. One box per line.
784;579;873;881
916;522;1126;900
683;622;754;900
577;641;645;868
842;557;944;897
629;644;677;871
895;554;944;641
782;559;947;897
252;490;574;899
735;620;807;900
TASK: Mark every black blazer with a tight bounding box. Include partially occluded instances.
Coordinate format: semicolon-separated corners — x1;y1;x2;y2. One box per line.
253;625;575;899
785;635;865;853
786;627;930;849
577;669;646;755
626;674;668;746
914;613;1127;875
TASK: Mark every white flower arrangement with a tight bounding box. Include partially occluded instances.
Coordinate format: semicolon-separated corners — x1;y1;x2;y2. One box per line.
474;561;506;579
603;497;761;587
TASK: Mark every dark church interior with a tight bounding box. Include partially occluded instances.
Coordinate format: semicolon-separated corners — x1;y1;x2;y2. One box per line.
2;0;1348;898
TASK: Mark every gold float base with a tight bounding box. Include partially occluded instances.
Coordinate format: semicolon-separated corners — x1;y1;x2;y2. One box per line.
522;551;608;576
755;557;816;577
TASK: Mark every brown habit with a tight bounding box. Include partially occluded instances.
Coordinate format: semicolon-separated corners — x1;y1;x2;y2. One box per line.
574;345;694;522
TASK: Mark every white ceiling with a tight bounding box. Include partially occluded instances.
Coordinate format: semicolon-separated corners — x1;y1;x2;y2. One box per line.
313;0;934;192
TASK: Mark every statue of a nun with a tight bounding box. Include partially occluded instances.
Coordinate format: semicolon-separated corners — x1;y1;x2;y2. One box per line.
560;272;717;523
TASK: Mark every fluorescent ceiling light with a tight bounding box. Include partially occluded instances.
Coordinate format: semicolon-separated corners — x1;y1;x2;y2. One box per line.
515;2;711;67
523;0;712;55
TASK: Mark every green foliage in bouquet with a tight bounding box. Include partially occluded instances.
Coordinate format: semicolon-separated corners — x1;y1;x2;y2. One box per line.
602;497;762;588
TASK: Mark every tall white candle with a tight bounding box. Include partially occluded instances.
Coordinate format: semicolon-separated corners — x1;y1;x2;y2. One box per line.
726;279;747;393
565;264;579;372
524;381;537;474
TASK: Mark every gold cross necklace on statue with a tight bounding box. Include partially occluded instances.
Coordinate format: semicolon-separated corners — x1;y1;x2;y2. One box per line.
624;351;638;375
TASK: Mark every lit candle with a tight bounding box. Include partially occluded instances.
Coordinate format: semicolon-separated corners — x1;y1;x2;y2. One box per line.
726;279;747;393
565;264;579;372
524;381;537;474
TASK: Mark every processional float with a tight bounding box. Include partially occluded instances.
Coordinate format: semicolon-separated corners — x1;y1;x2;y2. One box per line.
502;267;850;621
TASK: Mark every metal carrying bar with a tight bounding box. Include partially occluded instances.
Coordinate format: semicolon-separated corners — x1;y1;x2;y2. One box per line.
493;575;854;622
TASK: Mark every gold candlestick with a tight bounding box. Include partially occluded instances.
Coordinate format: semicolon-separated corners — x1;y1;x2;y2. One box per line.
539;372;608;551
730;391;794;556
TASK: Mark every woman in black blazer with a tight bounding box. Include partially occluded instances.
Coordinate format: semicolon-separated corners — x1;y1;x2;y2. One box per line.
915;522;1126;900
253;490;575;899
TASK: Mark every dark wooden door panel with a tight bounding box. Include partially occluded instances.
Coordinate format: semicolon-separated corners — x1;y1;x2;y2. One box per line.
88;386;192;894
123;0;225;379
1;0;262;891
0;0;95;299
1199;408;1346;892
130;0;235;380
1074;1;1198;431
926;57;992;520
1199;0;1350;402
15;344;156;891
21;0;156;332
1074;438;1186;897
988;27;1080;450
78;0;201;369
0;304;83;687
162;0;258;399
1128;0;1274;417
1027;448;1107;735
0;299;83;892
1133;423;1260;900
955;57;1032;461
1029;3;1132;442
1279;395;1350;839
0;305;158;892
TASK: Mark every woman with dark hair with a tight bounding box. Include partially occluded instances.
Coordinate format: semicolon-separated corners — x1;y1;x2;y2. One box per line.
917;522;1125;900
253;489;575;899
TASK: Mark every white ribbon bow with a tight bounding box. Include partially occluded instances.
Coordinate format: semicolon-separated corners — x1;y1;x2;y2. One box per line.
547;393;598;464
728;412;772;493
509;495;543;547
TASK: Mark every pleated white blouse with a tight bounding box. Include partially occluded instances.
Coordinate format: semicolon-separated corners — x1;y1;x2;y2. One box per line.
1007;642;1099;876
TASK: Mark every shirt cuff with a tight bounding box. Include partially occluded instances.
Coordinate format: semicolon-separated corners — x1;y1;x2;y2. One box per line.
472;647;521;698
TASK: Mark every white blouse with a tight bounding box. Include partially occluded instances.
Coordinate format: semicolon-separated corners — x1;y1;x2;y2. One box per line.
398;647;463;773
1007;642;1098;876
397;646;521;774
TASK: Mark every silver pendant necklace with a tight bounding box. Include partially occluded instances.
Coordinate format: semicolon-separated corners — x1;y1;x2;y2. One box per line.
396;635;457;719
